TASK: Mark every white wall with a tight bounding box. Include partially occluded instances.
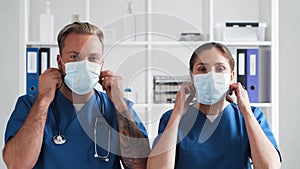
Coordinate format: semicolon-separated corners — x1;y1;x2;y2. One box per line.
0;0;20;168
279;0;300;168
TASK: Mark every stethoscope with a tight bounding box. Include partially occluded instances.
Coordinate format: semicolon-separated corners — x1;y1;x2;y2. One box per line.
93;116;111;162
52;90;111;162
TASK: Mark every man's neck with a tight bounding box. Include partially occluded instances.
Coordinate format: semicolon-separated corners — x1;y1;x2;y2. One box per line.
59;83;94;104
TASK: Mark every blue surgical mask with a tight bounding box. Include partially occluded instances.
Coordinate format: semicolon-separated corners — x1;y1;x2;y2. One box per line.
63;60;101;95
193;72;231;105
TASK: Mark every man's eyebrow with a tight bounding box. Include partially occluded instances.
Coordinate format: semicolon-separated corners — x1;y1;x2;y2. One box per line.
195;63;207;66
67;50;79;54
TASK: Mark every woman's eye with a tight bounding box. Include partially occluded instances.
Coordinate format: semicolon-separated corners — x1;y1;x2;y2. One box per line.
216;66;225;72
88;57;97;62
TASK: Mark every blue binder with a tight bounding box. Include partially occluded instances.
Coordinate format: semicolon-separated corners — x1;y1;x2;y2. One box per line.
26;48;40;95
246;49;259;103
39;48;50;74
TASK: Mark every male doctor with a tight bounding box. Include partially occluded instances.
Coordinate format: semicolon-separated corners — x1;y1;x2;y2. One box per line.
3;22;150;169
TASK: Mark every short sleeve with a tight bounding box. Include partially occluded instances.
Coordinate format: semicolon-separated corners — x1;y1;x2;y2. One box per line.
252;107;282;162
152;109;173;148
98;91;149;138
126;99;149;138
4;95;35;143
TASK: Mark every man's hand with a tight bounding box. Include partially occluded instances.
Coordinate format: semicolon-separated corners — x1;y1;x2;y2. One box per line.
37;68;62;103
100;70;127;112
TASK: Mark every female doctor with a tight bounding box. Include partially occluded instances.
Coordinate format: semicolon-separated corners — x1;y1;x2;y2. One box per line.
147;42;281;169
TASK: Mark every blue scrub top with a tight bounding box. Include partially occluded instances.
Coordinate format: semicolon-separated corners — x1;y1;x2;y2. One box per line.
154;103;281;169
5;90;148;169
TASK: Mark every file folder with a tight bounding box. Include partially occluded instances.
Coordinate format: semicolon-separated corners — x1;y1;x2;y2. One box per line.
246;48;259;103
26;48;40;95
237;49;247;88
39;48;50;74
50;47;59;68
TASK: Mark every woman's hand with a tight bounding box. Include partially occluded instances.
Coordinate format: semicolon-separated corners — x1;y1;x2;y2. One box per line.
173;83;195;116
230;82;251;116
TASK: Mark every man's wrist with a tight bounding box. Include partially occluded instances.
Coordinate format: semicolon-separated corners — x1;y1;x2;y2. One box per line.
114;99;128;113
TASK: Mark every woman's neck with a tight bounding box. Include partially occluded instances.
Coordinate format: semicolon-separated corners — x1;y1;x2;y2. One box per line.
194;99;229;116
59;83;94;104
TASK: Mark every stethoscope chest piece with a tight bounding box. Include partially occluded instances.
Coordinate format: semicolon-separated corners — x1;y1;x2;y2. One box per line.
53;135;66;145
94;153;110;162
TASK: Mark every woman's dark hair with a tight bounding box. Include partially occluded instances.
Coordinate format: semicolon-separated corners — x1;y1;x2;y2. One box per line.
189;42;235;102
189;42;234;72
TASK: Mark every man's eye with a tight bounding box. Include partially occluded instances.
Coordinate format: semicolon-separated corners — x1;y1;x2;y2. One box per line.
70;55;79;60
198;66;207;72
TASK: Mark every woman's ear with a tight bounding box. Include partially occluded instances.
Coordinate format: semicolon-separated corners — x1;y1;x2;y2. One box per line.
100;58;104;66
230;71;235;83
190;71;194;84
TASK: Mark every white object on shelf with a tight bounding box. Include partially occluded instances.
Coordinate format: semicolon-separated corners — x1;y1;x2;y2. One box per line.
214;22;267;41
102;28;116;44
124;88;138;103
122;0;137;41
39;0;54;42
72;14;80;22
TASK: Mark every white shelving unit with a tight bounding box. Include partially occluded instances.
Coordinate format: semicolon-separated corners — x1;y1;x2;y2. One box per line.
19;0;279;143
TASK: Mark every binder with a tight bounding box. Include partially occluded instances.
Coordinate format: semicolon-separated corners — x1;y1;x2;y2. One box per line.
39;48;50;74
26;48;40;95
50;47;59;68
237;49;247;88
246;48;259;103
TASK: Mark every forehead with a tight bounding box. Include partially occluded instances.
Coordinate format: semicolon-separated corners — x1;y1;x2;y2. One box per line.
63;33;102;53
194;49;229;65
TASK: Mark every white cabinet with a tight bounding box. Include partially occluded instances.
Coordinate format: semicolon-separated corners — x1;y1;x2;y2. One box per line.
19;0;279;143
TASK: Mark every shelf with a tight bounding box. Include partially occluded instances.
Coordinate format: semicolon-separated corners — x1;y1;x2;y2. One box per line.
26;40;272;48
21;0;279;142
133;102;272;108
26;41;57;47
106;41;272;47
218;41;272;46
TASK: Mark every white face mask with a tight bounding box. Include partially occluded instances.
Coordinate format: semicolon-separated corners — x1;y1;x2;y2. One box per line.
63;60;101;95
193;72;231;105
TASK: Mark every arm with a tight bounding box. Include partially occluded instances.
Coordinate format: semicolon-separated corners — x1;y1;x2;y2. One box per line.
3;68;62;169
230;83;281;169
147;83;195;169
100;70;150;169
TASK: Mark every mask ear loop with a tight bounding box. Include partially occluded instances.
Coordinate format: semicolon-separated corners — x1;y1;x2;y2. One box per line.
60;56;65;65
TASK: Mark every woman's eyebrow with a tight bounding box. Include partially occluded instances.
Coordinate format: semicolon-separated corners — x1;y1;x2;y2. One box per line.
214;62;226;65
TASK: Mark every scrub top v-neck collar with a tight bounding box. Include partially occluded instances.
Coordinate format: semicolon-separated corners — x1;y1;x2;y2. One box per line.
50;90;97;139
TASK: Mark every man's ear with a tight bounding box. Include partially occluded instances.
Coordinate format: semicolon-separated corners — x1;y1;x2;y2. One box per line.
57;55;63;71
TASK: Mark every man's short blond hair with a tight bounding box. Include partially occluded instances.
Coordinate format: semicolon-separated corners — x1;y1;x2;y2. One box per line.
57;22;104;54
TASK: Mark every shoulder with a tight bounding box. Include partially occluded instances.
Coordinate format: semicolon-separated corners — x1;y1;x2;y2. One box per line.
228;102;265;121
159;109;174;123
228;102;262;113
11;94;38;113
95;90;134;108
18;94;37;105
